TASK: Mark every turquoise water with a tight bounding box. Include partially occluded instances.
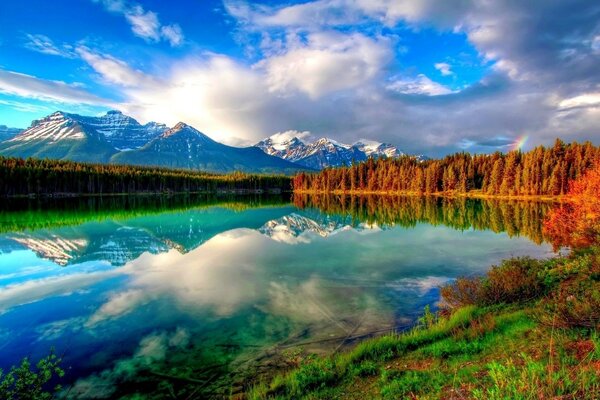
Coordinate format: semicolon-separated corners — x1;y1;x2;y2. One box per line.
0;196;554;398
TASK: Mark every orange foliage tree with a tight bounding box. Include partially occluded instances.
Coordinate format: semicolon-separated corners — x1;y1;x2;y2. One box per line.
543;163;600;249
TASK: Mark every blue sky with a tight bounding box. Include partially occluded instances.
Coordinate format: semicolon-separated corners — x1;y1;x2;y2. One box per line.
0;0;599;156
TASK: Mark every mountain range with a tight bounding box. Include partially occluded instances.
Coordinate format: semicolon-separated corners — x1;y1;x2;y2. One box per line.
254;135;406;169
0;110;417;173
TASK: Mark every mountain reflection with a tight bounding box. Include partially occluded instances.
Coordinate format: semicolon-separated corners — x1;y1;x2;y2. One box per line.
0;195;554;398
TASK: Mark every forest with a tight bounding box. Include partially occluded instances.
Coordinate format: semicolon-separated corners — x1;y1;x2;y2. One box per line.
293;140;600;196
0;157;291;196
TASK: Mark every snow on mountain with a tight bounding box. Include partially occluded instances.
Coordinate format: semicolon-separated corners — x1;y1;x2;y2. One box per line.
111;122;306;173
9;232;88;266
259;212;386;244
353;139;404;158
0;111;117;162
255;134;410;169
84;110;167;150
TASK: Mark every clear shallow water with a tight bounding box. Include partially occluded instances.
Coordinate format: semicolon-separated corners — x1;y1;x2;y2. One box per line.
0;195;554;398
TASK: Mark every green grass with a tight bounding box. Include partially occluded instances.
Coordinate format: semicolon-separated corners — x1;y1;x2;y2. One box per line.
247;251;600;400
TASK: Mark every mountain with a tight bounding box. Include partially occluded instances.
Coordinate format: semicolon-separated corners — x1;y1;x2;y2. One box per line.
0;125;22;142
255;135;408;169
353;139;404;159
111;122;306;174
0;111;117;163
75;110;167;150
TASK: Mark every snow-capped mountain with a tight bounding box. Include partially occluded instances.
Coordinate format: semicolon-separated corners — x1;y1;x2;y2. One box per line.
259;212;386;244
111;122;305;173
0;125;22;142
0;111;118;162
81;110;167;150
0;111;308;173
255;135;407;169
353;139;404;159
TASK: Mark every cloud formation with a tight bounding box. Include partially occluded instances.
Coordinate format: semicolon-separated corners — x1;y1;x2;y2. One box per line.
93;0;184;46
0;69;112;106
7;0;600;155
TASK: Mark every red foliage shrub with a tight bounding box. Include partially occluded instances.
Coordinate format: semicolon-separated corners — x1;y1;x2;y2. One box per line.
544;163;600;250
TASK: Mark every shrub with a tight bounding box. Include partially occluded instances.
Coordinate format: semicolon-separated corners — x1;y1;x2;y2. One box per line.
440;276;483;307
441;257;546;308
481;258;545;304
542;276;600;328
539;251;600;328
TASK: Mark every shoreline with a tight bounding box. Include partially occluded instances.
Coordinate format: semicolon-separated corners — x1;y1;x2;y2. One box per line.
293;190;568;202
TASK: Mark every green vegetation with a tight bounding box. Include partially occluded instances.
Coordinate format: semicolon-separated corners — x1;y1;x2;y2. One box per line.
247;253;599;399
0;156;292;196
0;350;64;400
293;139;600;197
248;163;600;399
0;193;289;233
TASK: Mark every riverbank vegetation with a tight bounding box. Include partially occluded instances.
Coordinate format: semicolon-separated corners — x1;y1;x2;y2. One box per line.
0;157;291;196
248;163;600;399
293;140;600;197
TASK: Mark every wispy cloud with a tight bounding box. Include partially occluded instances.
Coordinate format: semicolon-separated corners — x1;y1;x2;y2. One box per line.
24;34;76;58
387;74;454;96
93;0;184;46
0;69;112;106
76;46;159;88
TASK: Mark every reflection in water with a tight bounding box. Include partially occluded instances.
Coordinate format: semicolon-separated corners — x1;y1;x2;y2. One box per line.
294;193;552;244
0;195;554;398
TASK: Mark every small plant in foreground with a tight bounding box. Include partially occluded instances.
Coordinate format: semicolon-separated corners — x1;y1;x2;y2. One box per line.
0;350;65;400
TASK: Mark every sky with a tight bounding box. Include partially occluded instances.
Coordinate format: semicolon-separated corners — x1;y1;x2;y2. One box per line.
0;0;599;156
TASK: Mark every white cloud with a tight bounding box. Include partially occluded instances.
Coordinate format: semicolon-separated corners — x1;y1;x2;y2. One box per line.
94;0;184;46
124;5;160;41
434;62;453;76
387;74;454;96
260;32;392;98
24;34;75;58
0;69;112;106
224;0;470;29
558;92;600;110
268;130;312;144
76;47;158;87
160;24;184;47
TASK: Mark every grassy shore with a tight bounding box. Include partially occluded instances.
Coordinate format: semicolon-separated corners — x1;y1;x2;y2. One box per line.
247;250;600;399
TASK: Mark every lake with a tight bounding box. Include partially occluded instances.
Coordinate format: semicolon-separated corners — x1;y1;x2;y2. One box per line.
0;194;555;398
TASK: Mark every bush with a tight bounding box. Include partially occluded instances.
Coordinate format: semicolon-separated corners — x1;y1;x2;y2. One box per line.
441;257;546;308
542;277;600;328
482;258;546;304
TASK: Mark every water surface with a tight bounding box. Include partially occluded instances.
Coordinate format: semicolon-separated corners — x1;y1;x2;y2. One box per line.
0;195;554;398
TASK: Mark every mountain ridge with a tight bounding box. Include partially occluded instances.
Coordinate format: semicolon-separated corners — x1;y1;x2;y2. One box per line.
0;111;307;174
254;134;406;169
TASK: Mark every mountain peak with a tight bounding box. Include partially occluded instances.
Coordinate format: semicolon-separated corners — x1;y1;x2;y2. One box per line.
105;110;123;115
255;134;410;169
172;122;189;130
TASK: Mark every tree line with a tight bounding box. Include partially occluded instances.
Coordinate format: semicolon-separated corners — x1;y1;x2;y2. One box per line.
293;140;600;196
0;157;292;196
293;194;550;244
